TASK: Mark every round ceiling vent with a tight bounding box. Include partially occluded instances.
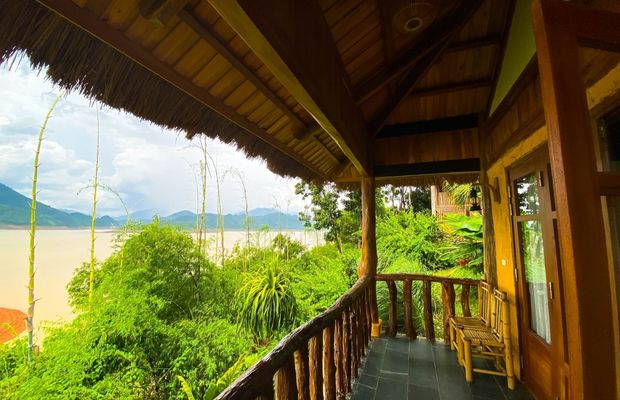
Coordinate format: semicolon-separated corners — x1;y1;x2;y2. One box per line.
392;2;439;35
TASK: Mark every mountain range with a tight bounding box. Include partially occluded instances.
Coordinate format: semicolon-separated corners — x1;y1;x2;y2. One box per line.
0;182;304;229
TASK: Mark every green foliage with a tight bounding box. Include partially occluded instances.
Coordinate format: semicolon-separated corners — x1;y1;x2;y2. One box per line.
290;244;358;322
236;260;297;342
440;213;484;269
442;182;475;206
376;209;451;271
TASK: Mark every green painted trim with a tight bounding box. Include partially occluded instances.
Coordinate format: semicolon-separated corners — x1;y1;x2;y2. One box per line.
489;0;536;114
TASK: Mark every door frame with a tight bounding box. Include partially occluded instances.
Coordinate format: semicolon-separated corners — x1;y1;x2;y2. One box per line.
507;146;564;399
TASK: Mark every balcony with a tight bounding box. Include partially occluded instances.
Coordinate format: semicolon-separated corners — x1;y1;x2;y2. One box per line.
215;274;532;399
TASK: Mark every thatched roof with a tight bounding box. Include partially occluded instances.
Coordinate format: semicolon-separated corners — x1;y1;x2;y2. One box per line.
0;0;513;185
0;0;319;181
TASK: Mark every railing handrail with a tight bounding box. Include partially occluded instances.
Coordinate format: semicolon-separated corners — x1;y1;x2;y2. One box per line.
215;274;373;400
375;273;480;286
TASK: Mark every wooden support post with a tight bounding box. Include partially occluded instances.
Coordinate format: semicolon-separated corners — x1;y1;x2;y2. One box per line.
294;347;310;400
387;281;397;337
276;356;298;400
441;282;456;343
360;176;380;335
461;285;472;318
322;326;335;400
309;335;323;400
349;305;358;380
423;281;435;342
533;2;618;398
403;279;417;339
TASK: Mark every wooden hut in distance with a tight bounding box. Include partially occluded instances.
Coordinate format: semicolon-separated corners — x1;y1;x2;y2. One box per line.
1;0;620;399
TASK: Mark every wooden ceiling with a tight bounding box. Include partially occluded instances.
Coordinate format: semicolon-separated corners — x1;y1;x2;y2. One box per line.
34;0;515;183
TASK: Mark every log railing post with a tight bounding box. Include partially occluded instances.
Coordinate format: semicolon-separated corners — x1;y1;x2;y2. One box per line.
333;319;344;399
308;334;323;400
386;280;397;337
350;304;359;380
403;279;417;339
276;356;298;400
255;382;274;400
441;282;456;342
294;347;310;400
460;284;471;317
422;280;435;342
322;326;335;400
341;310;350;392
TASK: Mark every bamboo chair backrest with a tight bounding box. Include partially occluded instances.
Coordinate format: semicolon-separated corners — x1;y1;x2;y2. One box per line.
479;281;492;325
491;289;509;341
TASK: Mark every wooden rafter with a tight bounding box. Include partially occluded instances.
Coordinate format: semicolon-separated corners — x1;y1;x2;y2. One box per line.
177;7;307;131
370;0;485;135
354;0;485;104
208;0;370;175
447;35;502;53
377;114;479;138
410;79;492;98
36;0;328;180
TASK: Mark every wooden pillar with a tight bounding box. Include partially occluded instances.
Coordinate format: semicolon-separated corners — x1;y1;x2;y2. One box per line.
359;176;380;327
532;1;617;398
479;118;498;287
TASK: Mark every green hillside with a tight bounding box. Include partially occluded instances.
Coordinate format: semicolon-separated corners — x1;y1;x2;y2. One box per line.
0;182;116;227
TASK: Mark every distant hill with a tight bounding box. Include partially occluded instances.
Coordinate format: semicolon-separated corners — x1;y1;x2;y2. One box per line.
0;183;116;228
118;209;304;230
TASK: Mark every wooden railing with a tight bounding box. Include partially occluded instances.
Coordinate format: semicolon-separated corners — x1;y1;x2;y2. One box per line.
215;275;374;400
375;274;480;342
215;274;479;399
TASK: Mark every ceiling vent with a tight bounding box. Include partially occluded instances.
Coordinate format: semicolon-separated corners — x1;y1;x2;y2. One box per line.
392;1;439;35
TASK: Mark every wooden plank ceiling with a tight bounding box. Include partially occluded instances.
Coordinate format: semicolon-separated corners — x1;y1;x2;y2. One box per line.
37;0;514;183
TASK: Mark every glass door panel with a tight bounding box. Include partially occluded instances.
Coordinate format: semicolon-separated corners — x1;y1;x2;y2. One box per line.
519;220;551;343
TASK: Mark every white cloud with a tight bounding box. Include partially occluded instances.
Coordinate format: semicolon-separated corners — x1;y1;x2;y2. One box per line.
0;61;306;217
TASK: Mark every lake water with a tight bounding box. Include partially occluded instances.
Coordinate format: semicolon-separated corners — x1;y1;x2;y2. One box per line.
0;229;322;344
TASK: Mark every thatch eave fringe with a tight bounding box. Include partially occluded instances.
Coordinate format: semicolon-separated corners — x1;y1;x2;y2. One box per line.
0;0;320;182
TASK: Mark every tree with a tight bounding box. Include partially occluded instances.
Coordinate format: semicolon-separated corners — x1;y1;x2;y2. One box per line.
295;181;385;251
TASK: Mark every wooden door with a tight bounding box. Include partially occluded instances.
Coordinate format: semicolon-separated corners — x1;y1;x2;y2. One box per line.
510;148;562;400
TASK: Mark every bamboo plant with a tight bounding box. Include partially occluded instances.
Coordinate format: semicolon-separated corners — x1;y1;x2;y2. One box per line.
27;92;63;362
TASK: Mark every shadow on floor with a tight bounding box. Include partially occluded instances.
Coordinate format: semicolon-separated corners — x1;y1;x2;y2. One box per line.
350;336;533;400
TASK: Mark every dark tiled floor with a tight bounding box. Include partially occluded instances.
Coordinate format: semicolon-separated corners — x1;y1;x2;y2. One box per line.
351;336;533;400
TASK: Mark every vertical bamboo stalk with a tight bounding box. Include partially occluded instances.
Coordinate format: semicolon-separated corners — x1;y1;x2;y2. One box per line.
403;279;416;339
276;356;298;400
88;107;100;304
387;281;397;337
323;326;335;400
461;284;471;317
441;282;456;343
309;334;323;400
27;92;63;362
294;347;310;400
423;281;435;342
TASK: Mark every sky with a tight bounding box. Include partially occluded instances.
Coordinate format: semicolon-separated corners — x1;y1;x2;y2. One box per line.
0;58;307;218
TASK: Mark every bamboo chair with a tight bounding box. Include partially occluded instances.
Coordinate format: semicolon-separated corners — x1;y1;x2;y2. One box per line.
449;281;492;351
458;289;515;390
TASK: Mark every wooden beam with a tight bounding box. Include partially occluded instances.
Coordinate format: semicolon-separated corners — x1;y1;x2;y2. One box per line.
446;35;502;53
354;0;484;104
208;0;370;175
533;1;617;398
374;158;480;178
410;79;492;98
377;114;479;138
178;8;307;131
36;0;327;180
370;0;484;135
139;0;188;26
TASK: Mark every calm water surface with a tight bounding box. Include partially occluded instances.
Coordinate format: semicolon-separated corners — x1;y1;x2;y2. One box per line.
0;229;321;344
